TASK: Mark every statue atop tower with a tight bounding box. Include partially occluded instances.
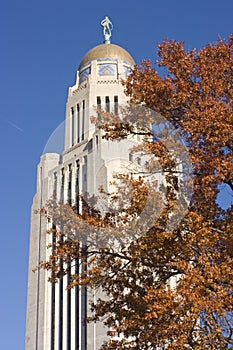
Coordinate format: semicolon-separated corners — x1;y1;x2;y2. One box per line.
101;16;113;44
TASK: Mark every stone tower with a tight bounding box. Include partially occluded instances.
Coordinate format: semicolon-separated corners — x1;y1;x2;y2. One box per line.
25;20;135;350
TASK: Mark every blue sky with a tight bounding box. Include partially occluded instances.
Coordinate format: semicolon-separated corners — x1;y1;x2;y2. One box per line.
0;1;232;349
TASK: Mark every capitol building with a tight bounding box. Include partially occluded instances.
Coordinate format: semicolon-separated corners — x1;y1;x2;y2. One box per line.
25;17;137;350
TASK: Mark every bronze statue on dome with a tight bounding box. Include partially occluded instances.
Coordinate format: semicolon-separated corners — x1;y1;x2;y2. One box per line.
101;16;113;43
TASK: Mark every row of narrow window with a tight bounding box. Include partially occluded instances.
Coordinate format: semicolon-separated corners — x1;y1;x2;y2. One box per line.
53;160;87;207
71;100;85;147
97;95;118;114
52;93;117;347
51;161;87;350
50;243;86;350
70;96;118;147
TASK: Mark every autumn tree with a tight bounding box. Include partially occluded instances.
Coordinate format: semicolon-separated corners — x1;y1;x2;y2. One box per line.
41;35;233;349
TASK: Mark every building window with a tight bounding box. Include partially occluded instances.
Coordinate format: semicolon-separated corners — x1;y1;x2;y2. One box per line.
53;172;57;198
97;96;101;117
82;100;85;141
71;107;75;147
81;247;87;350
75;259;80;349
50;225;56;350
96;135;99;148
77;104;80;143
105;96;110;112
75;160;80;213
114;95;118;114
68;164;72;206
82;156;87;193
67;259;71;350
58;231;64;350
58;265;63;350
97;96;101;107
60;168;65;202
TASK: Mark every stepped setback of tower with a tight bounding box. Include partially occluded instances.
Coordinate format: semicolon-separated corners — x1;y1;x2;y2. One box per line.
25;33;136;349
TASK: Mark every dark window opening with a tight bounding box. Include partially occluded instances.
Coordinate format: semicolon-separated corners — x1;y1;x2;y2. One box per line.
59;238;63;350
105;96;110;112
75;160;80;213
60;168;65;202
97;96;101;117
75;257;80;349
53;172;57;198
50;225;56;350
68;164;72;206
82;100;85;141
71;107;75;146
77;104;80;143
81;247;87;350
67;259;71;350
114;95;118;114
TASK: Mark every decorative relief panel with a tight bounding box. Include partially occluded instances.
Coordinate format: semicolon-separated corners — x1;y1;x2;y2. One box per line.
97;58;117;62
123;65;132;76
97;80;119;84
72;83;87;95
98;63;116;76
79;67;91;83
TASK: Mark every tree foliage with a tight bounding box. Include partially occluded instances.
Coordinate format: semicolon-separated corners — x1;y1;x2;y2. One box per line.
41;35;233;349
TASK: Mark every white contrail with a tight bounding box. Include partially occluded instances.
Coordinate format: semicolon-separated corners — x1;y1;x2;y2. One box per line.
7;120;24;132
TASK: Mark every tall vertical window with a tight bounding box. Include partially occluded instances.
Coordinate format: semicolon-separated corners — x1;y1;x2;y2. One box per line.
82;156;87;195
82;100;85;141
77;104;80;143
81;246;87;350
75;254;80;349
53;172;57;198
67;258;71;350
58;257;63;350
105;96;110;112
75;159;80;348
97;96;101;117
114;95;118;114
75;160;80;213
60;168;65;202
96;135;99;149
50;224;56;350
71;107;75;147
59;168;65;349
68;164;72;206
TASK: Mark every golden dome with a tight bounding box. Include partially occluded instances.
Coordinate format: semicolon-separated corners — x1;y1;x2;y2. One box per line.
79;43;135;69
